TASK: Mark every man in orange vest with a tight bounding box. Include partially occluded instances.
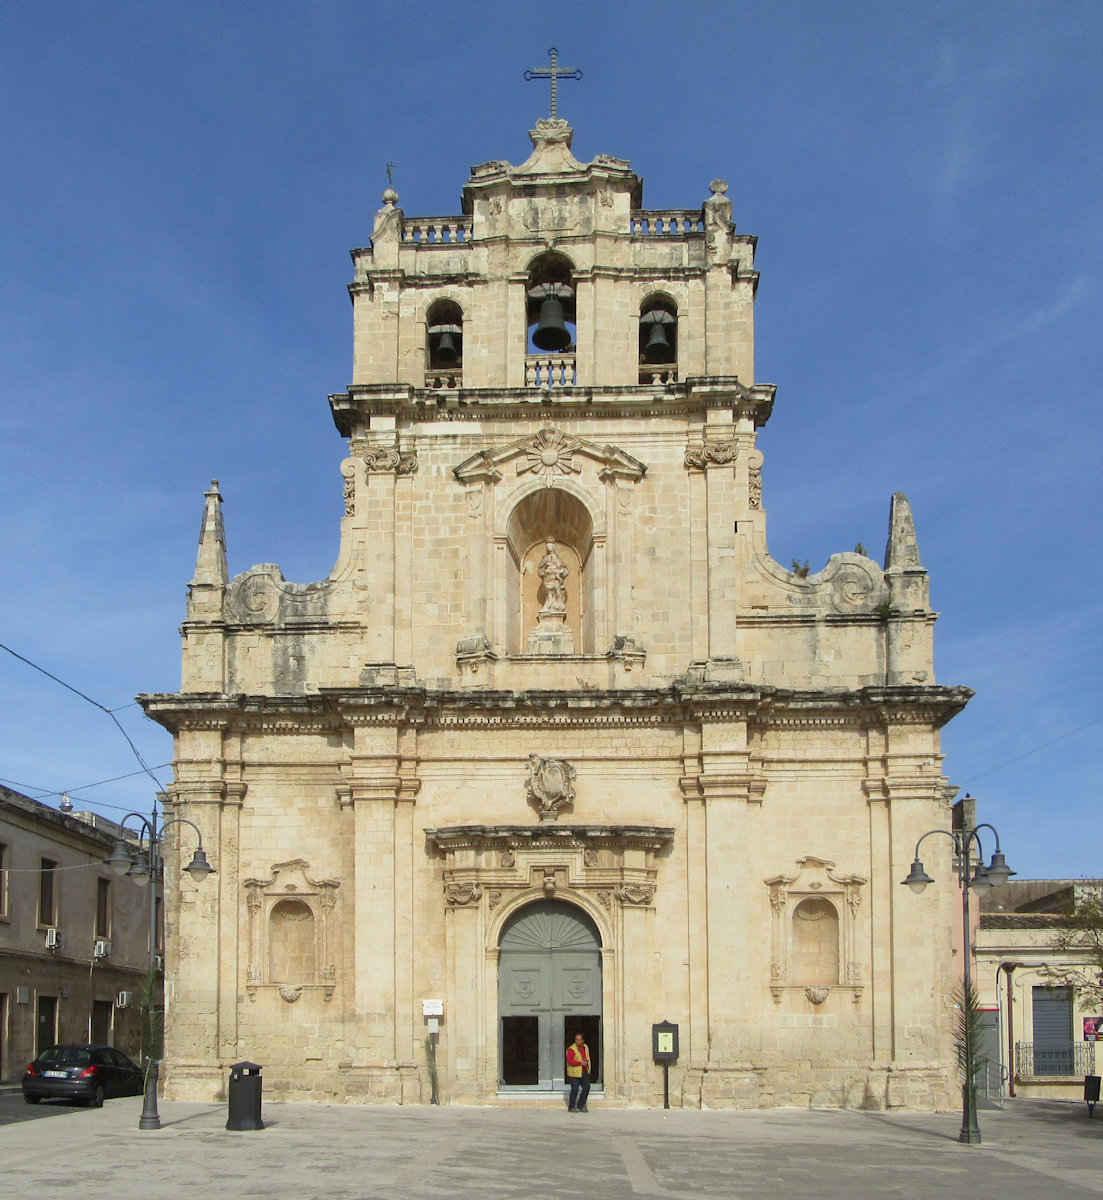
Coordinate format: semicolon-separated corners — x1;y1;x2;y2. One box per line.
565;1032;591;1112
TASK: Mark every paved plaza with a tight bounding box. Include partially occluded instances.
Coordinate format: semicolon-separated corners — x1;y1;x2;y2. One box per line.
0;1094;1099;1200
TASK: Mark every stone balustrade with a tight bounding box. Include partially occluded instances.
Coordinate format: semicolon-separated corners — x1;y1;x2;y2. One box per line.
397;211;706;243
639;365;678;385
630;210;704;236
401;217;472;244
525;355;577;388
425;369;462;390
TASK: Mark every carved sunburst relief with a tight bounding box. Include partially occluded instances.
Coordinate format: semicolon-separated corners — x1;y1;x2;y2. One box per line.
517;428;583;484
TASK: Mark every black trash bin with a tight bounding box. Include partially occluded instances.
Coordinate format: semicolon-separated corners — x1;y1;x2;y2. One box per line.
1085;1074;1100;1117
227;1061;264;1131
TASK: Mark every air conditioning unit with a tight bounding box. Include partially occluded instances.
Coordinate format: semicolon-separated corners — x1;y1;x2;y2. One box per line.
45;927;62;949
93;939;112;959
117;991;134;1008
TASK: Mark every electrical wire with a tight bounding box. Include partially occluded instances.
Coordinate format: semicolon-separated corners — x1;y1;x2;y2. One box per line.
4;860;120;874
0;641;166;793
960;714;1103;785
0;763;171;801
0;766;172;802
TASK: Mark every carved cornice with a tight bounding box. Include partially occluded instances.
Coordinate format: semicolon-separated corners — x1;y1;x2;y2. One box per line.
141;684;973;737
329;377;777;434
425;824;675;854
694;773;767;804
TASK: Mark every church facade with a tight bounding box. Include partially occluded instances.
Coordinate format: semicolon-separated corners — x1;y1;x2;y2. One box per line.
142;119;969;1109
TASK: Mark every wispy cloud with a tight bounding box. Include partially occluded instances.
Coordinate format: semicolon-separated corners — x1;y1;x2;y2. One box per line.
893;274;1094;403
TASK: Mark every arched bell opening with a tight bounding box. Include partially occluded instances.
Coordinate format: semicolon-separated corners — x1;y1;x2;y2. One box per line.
639;294;678;382
497;899;603;1090
526;252;576;355
504;487;595;655
426;298;464;372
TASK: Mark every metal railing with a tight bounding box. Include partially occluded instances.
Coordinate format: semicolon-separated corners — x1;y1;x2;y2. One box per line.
1015;1040;1097;1078
976;1056;1007;1108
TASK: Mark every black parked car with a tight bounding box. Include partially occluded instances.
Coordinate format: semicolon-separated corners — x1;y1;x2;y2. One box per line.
22;1044;145;1106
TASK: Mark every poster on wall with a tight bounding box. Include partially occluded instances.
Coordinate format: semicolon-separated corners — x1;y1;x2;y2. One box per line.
1083;1017;1103;1041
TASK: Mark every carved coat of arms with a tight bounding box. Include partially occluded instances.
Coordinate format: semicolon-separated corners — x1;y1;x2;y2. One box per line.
526;753;577;822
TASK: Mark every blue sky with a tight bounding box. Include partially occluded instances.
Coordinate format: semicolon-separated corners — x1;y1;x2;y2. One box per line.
1;2;1099;878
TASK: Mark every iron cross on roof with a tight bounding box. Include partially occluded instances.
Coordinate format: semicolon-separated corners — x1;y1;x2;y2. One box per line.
524;47;582;120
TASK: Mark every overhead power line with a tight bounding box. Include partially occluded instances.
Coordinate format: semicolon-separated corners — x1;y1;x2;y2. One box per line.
0;765;173;801
0;641;166;793
961;714;1103;784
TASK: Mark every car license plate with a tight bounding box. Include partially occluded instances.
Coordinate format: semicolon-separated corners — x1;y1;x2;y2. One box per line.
44;1070;68;1078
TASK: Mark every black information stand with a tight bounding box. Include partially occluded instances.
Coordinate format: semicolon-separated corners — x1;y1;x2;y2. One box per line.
652;1021;679;1109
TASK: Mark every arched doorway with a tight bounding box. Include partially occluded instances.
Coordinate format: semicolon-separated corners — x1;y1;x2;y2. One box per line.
498;899;602;1091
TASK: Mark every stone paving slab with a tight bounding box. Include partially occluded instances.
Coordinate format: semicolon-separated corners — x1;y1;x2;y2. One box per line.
0;1097;1099;1200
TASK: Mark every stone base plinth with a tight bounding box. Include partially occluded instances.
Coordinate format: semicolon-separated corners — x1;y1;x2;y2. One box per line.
526;613;574;655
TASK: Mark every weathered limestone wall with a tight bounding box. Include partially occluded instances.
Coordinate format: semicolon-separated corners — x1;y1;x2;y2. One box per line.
149;687;961;1110
180;417;928;698
149;120;965;1113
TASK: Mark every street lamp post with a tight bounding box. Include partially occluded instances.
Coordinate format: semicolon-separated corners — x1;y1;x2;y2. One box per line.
106;806;214;1131
900;804;1014;1145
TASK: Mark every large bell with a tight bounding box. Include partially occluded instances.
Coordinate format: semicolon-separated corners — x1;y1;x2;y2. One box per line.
532;297;572;353
642;314;675;363
429;324;461;367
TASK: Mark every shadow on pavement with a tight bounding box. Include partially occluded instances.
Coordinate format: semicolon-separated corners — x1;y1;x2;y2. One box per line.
1004;1098;1102;1139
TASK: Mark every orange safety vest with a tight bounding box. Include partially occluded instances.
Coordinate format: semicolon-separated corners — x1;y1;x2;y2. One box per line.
565;1043;590;1077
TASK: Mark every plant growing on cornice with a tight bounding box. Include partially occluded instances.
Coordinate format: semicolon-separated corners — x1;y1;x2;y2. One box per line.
790;559;810;578
854;542;867;557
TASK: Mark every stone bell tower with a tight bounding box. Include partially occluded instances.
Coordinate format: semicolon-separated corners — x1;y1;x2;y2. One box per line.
322;116;777;691
144;112;967;1112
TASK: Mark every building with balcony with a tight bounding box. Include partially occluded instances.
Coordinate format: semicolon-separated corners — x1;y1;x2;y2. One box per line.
976;879;1101;1101
0;786;160;1080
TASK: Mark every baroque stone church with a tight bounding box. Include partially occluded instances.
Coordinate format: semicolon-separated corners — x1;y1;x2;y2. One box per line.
142;115;970;1109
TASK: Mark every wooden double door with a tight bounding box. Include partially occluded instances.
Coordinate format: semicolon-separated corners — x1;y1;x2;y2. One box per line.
498;900;602;1090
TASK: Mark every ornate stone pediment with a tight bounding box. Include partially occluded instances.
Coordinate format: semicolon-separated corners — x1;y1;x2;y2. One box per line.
424;824;673;912
454;427;646;487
